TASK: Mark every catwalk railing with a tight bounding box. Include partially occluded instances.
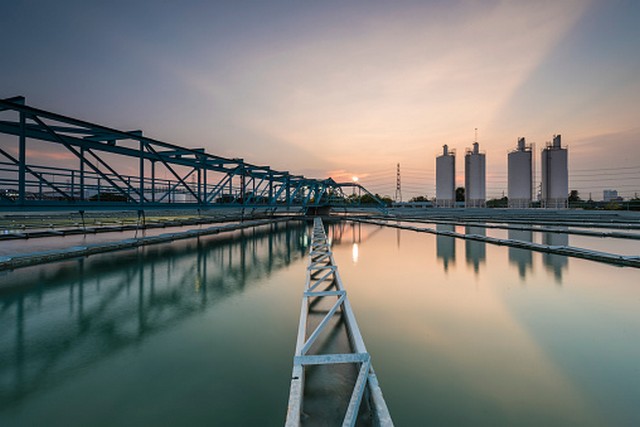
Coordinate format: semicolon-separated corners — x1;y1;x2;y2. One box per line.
0;96;384;211
349;217;640;268
286;218;393;426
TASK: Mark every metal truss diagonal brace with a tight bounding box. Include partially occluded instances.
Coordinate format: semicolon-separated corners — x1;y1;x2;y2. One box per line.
145;144;201;203
300;293;345;355
0;97;388;210
0;146;72;201
32;116;136;202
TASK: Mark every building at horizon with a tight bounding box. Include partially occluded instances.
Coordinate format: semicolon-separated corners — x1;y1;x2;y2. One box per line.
541;135;568;209
465;142;486;208
508;137;533;208
603;189;622;202
436;144;456;207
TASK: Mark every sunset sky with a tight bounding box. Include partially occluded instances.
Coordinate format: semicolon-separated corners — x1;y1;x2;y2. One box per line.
3;0;639;199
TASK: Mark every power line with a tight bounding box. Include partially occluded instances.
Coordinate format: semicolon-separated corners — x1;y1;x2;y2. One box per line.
569;177;640;182
570;165;639;172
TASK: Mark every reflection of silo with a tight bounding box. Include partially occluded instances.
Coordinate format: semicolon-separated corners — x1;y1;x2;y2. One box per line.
465;142;486;208
436;145;456;208
436;224;456;272
542;230;569;283
465;225;486;272
541;135;568;209
508;229;533;279
508;137;532;208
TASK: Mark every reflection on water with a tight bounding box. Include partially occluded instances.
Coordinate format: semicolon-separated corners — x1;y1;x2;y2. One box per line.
0;222;308;425
327;221;362;245
303;303;358;425
465;226;486;274
542;229;569;283
436;224;456;272
329;223;640;427
508;229;534;280
2;220;638;426
326;221;383;247
352;243;359;263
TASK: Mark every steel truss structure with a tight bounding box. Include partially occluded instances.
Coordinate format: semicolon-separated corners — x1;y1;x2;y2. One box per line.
0;96;383;211
286;218;393;426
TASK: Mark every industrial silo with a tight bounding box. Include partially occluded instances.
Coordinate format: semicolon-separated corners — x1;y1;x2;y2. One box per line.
541;135;568;208
436;145;455;207
508;137;532;208
464;142;486;208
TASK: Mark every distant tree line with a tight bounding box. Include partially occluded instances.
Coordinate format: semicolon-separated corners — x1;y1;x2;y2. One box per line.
370;188;640;210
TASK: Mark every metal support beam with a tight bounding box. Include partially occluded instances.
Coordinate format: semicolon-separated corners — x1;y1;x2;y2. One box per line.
79;146;85;201
0;97;386;211
139;140;145;206
145;144;200;203
197;155;202;206
18;112;25;205
0;146;72;201
151;160;156;203
32;116;135;202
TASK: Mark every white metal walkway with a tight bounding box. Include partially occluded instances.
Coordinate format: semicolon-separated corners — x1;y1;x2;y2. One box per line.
285;217;393;427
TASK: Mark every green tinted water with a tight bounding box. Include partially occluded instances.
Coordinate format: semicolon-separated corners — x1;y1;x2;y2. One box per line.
329;222;640;426
1;221;639;426
1;222;308;426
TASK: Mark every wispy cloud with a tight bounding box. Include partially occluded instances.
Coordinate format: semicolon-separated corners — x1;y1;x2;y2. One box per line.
173;1;588;182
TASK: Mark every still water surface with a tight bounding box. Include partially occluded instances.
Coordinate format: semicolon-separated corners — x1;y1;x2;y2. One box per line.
1;222;307;426
1;221;639;426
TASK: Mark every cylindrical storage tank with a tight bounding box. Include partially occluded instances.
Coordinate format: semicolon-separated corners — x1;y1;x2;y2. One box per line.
465;142;486;208
508;137;532;208
436;145;456;207
541;134;568;208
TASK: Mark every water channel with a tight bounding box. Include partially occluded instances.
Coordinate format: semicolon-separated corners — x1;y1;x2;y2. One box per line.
1;220;639;426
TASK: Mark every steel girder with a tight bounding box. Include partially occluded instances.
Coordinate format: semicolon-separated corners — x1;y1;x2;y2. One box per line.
0;96;385;211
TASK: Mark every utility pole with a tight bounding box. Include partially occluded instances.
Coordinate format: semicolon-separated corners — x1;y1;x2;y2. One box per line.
395;163;402;203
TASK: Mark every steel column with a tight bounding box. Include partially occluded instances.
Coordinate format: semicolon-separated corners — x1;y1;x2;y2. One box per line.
151;160;156;203
18;112;26;205
79;146;85;201
197;156;202;206
139;140;145;206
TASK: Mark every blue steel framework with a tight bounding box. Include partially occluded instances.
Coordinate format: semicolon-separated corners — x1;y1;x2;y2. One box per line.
0;96;383;211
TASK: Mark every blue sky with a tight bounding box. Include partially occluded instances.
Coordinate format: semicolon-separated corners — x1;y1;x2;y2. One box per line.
2;0;639;199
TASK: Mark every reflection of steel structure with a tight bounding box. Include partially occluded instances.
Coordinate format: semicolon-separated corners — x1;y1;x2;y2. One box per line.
0;222;306;406
286;218;392;426
0;97;383;211
352;218;640;268
436;224;456;272
508;229;533;279
465;225;486;273
542;230;569;282
324;220;384;246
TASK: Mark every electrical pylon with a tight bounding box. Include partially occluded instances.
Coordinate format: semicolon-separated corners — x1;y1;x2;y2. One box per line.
395;163;402;203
